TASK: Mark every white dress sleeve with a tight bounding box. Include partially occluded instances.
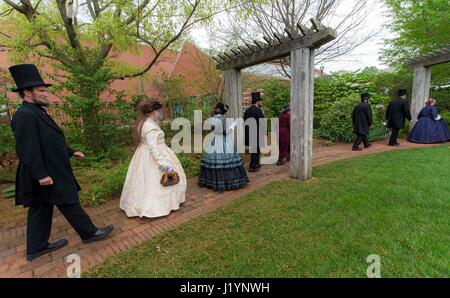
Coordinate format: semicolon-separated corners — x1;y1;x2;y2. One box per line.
144;126;172;170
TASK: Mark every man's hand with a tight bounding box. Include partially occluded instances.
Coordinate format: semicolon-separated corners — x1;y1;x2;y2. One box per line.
73;151;85;159
39;177;54;186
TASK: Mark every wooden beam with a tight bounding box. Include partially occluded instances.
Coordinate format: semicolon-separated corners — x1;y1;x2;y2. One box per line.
310;18;323;31
297;22;312;35
290;47;314;180
274;32;286;43
211;56;222;63
253;40;265;49
229;49;239;57
263;35;274;45
284;28;295;39
238;46;250;55
218;54;229;62
408;51;450;67
223;52;233;60
217;27;336;70
245;42;258;52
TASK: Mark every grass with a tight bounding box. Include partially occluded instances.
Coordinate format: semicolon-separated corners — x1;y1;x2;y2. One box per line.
85;146;450;278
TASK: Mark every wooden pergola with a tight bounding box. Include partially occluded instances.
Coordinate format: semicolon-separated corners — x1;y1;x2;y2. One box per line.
212;18;336;180
407;46;450;129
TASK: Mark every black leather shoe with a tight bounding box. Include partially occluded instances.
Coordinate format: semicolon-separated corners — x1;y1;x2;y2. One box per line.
352;147;362;151
365;143;372;148
82;225;114;244
27;239;68;261
276;159;284;166
388;143;400;147
249;167;260;172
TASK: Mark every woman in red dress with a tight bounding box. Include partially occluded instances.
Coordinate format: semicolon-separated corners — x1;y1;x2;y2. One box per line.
277;106;290;166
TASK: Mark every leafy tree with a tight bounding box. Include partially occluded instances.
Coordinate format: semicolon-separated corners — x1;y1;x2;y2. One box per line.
382;0;450;84
0;69;15;156
260;79;290;118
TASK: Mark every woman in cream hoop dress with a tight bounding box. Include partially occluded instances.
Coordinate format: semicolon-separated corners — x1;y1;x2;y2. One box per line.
120;100;186;218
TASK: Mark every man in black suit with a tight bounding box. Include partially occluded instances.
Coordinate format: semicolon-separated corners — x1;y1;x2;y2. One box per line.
386;89;412;146
352;92;373;151
244;92;265;172
9;64;114;261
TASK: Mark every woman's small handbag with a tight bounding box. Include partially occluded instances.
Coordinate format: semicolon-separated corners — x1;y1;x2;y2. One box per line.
160;171;180;186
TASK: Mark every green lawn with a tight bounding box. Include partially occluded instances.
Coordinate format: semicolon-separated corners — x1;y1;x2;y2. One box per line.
86;146;450;278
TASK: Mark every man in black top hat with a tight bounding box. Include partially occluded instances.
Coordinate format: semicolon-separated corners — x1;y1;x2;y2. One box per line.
9;64;114;261
244;91;265;172
352;92;373;151
386;89;412;146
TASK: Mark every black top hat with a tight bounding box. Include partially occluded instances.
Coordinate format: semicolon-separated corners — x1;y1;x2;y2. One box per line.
8;64;52;92
251;92;262;104
398;89;407;97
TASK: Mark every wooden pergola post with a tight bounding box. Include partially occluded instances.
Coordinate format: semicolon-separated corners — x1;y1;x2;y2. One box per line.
290;48;315;180
407;46;450;130
410;66;432;129
224;68;243;119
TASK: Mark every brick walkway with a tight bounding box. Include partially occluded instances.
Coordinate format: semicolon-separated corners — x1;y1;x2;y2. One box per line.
0;140;447;277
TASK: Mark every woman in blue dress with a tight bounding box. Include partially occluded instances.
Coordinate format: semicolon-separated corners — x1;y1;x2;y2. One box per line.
198;103;249;191
407;99;450;143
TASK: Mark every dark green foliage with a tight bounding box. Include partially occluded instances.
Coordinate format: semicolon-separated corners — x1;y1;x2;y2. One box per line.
440;111;450;122
260;79;290;118
316;95;386;143
177;152;201;177
0;96;16;155
86;160;130;207
51;64;135;161
431;88;450;112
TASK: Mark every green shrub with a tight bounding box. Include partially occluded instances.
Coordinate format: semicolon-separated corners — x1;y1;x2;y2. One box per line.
317;95;360;142
0;123;14;155
440;111;450;122
431;88;450;112
177;152;201;177
317;94;386;143
0;96;15;155
260;79;290;118
87;161;129;207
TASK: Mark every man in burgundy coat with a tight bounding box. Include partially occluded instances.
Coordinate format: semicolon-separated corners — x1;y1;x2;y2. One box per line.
277;106;290;166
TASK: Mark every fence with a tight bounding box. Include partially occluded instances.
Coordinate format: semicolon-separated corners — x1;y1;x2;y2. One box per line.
6;102;134;126
4;93;224;126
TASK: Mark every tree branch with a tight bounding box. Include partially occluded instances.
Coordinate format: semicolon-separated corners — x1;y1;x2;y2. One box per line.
56;0;86;64
117;0;201;79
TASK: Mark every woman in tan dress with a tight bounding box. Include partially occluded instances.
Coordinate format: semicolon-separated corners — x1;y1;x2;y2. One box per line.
120;100;186;218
